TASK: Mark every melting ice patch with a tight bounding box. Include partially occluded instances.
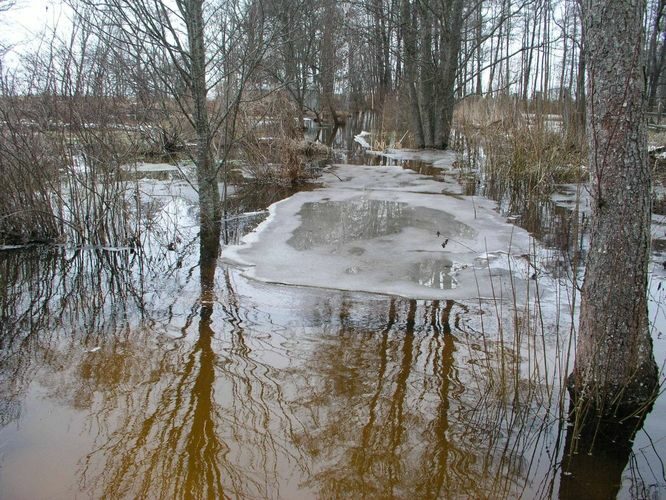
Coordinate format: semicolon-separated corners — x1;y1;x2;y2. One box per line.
369;148;458;169
287;200;472;250
223;164;541;301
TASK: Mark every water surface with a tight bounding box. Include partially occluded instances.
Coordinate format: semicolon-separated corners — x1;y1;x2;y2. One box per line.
0;154;664;499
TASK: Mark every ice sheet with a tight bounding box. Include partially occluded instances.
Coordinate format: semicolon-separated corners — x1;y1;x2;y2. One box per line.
367;148;458;168
223;164;542;301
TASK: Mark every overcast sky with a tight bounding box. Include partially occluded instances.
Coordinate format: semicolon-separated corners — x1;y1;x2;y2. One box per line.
2;1;69;55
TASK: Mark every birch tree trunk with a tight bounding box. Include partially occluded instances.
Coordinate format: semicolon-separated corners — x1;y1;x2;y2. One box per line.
571;0;658;413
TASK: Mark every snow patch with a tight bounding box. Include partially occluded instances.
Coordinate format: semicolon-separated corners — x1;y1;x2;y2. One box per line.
354;131;372;149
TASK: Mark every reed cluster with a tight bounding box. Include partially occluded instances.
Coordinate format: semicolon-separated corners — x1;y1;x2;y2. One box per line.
454;96;587;198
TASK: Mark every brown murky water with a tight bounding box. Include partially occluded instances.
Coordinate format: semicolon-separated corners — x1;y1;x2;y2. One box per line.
0;247;561;499
0;153;664;499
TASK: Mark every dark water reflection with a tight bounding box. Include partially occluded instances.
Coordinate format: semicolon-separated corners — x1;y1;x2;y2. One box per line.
3;239;655;498
559;403;653;500
287;199;469;251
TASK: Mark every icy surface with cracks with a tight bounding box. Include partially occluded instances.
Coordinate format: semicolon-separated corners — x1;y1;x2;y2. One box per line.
223;163;542;301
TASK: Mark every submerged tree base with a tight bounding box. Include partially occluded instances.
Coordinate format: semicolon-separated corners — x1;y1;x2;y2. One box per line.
567;355;659;419
560;397;655;500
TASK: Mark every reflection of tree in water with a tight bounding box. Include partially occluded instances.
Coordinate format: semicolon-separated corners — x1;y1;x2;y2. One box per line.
559;400;655;500
285;297;572;499
73;236;306;498
0;247;154;428
77;298;232;496
287;199;472;251
286;299;465;498
1;233;659;497
0;233;305;497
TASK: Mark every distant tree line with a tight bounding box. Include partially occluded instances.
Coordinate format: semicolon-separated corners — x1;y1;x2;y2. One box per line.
5;0;666;150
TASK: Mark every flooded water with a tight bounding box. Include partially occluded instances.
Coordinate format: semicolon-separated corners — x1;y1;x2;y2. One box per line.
0;150;665;499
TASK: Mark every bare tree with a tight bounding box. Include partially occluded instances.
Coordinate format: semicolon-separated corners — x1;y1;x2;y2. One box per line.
646;0;666;109
72;0;266;237
261;0;319;132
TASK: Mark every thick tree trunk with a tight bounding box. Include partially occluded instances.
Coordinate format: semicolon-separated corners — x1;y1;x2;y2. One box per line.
402;0;425;148
571;0;658;413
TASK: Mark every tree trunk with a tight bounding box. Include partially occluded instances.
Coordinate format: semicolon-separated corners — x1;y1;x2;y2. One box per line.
475;3;483;96
436;0;464;149
558;6;568;101
418;5;435;148
320;0;340;129
647;0;666;109
402;0;425;148
574;24;586;139
183;0;220;236
571;0;658;413
522;4;539;100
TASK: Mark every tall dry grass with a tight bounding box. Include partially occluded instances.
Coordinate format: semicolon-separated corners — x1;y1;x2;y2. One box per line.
454;96;587;198
369;91;413;150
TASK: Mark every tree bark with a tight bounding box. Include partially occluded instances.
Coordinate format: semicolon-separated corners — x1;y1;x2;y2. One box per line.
418;4;435;148
436;0;464;149
181;0;221;236
402;0;425;148
571;0;658;413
